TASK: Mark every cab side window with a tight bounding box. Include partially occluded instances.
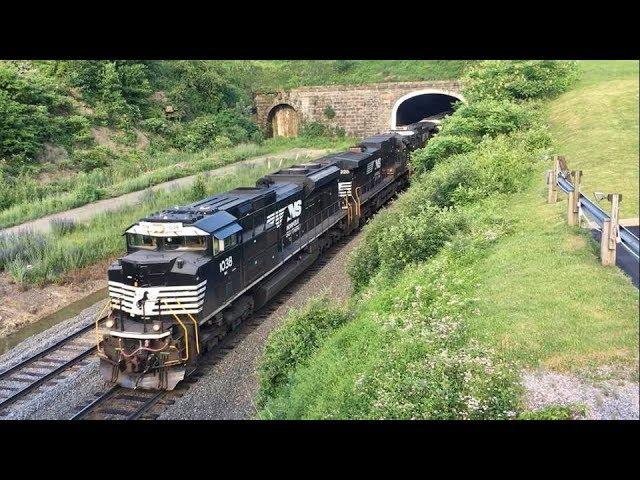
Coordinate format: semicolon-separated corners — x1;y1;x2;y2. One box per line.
213;233;238;256
212;237;222;255
224;233;238;249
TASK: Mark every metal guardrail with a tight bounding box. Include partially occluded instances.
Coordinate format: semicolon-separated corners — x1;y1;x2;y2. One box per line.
556;171;639;260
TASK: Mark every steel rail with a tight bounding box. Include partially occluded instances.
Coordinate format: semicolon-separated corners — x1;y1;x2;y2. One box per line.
72;386;165;420
0;322;97;378
127;391;165;420
70;385;120;420
0;344;97;410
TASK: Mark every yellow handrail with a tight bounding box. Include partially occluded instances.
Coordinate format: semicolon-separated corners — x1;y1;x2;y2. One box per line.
354;186;362;216
175;299;200;355
162;299;189;362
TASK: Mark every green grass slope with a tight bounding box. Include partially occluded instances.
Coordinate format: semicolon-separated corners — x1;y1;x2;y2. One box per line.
467;177;639;374
467;60;639;374
548;61;639;217
249;61;470;91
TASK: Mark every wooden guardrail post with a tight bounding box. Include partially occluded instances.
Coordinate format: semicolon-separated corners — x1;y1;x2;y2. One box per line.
547;155;559;203
567;170;581;226
600;193;621;266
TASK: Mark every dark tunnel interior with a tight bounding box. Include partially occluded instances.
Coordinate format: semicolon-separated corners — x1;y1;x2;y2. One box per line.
395;94;461;126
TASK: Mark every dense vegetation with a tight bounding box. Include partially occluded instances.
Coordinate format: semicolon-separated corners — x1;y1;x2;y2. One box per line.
0;60;466;228
257;61;593;419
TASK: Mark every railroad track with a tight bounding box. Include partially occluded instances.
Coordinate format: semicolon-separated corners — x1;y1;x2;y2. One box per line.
72;385;166;420
0;319;105;416
71;234;353;420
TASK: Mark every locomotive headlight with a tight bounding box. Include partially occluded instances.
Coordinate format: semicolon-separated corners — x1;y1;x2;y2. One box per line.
105;319;115;328
152;323;161;332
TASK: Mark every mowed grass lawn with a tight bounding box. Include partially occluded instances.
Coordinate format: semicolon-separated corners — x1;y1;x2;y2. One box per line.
467;182;639;375
467;61;639;377
548;60;639;217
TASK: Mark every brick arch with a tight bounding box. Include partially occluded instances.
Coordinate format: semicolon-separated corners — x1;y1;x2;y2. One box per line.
389;89;465;129
254;81;464;138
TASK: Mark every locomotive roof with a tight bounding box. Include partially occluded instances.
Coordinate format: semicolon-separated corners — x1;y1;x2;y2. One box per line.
139;181;301;232
258;161;340;194
395;120;438;133
328;149;381;168
360;133;402;145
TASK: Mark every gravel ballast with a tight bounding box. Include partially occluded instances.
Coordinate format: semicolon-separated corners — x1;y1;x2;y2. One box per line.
0;301;109;420
159;234;363;420
522;369;639;420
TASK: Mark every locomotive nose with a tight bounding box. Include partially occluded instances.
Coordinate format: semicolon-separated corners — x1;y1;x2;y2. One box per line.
120;251;181;286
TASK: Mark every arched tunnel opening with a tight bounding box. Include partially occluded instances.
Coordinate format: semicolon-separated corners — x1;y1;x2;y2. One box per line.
393;92;462;127
266;104;299;138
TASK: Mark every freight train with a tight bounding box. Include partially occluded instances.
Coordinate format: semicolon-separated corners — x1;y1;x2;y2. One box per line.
96;121;437;389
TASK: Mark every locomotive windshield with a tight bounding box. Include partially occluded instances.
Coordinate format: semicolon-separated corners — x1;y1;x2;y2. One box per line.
127;233;208;251
164;235;207;251
127;233;157;250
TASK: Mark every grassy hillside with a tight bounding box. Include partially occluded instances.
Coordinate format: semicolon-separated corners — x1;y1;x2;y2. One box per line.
247;61;470;91
548;60;638;217
257;61;639;420
469;61;639;372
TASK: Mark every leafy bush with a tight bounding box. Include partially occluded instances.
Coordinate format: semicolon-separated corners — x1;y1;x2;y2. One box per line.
415;157;479;208
0;63;85;169
411;134;475;173
463;60;579;102
213;135;232;149
348;204;468;292
442;99;537;139
258;297;350;406
72;145;115;172
161;61;250;119
300;121;345;139
74;181;102;203
172;110;260;151
55;60;152;125
191;174;207;199
139;117;171;135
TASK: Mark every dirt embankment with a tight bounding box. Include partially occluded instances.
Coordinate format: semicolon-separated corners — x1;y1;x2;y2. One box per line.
0;258;112;339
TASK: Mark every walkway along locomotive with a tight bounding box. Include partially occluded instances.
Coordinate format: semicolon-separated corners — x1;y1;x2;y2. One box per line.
96;121;437;389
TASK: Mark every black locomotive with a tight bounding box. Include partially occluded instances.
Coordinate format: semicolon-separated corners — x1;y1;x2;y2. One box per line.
97;121;437;389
